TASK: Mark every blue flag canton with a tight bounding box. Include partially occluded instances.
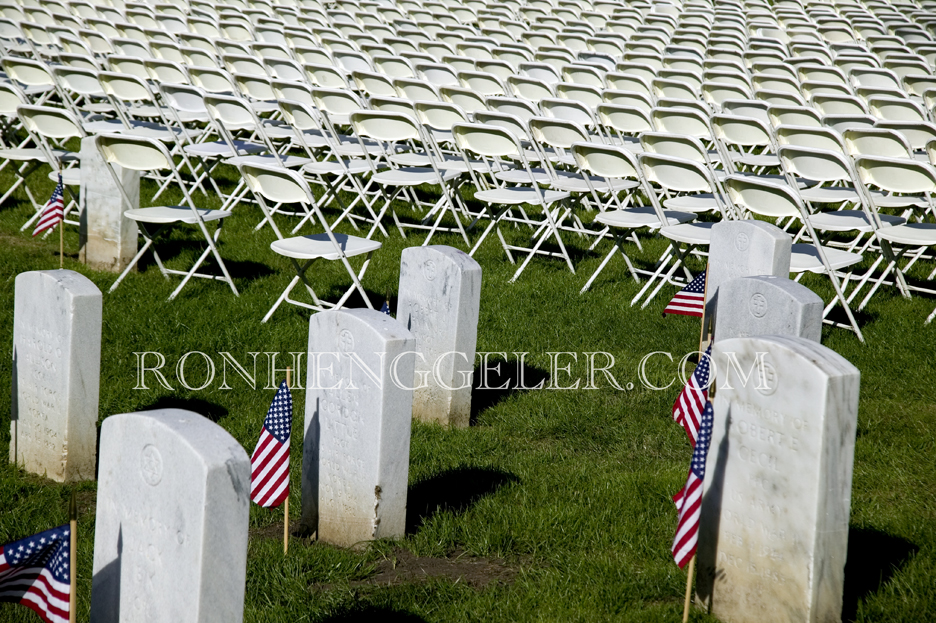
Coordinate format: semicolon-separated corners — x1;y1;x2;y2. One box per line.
264;380;293;445
50;181;64;203
380;300;391;315
683;270;706;295
690;402;714;479
6;525;70;583
693;345;712;387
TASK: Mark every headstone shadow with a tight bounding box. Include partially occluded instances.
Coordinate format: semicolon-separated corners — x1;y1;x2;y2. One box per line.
137;396;229;423
469;356;550;425
841;527;918;622
406;466;519;534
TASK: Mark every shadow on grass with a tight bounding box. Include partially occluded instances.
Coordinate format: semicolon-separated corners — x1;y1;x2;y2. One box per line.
318;606;427;623
137;396;229;423
470;355;550;425
406;467;519;535
842;526;918;622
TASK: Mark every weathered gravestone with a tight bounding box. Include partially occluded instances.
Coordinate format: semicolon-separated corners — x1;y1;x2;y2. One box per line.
696;336;860;623
90;409;251;623
301;309;416;547
396;245;482;428
10;269;101;482
714;275;823;343
706;220;792;317
79;135;140;272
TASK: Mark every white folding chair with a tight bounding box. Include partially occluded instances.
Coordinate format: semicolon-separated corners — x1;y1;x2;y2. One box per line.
95;133;238;300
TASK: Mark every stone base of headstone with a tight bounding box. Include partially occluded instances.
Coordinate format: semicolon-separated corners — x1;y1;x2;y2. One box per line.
78;135;140;272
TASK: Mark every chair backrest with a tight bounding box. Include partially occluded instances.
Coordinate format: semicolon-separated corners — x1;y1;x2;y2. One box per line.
842;128;914;159
96;132;175;173
415;100;469;131
712;114;776;148
778;145;856;184
556;82;603;107
597;103;653;135
775;125;845;152
458;71;507;96
639;152;719;193
2;57;55;88
159;83;209;114
528;116;590;150
204;93;259;131
724;174;803;219
52;66;106;97
767;105;822;129
394;78;441;102
99;71;155;104
188;66;236;93
17;104;84;140
572;141;642;180
639;132;713;164
311;87;365;116
877;121;936;152
350;110;421;142
472;111;531;142
453;122;521;158
854;155;936;194
239;161;313;204
651;107;712;139
540;97;597;127
439;86;486;112
368;96;416;116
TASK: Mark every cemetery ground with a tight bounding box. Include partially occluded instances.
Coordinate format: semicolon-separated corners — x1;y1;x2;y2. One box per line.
1;166;935;622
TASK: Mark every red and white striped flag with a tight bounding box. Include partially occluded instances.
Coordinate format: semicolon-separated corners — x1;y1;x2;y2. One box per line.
671;344;712;448
662;270;706;317
0;524;71;623
672;400;714;569
32;175;65;237
250;380;293;508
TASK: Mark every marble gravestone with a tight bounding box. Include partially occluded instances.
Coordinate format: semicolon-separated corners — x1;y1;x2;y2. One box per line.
696;336;860;623
11;269;101;483
79;135;140;272
301;309;417;548
396;246;482;428
90;409;251;623
714;276;824;343
706;220;792;317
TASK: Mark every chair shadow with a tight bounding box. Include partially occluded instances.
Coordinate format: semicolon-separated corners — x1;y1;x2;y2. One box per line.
470;356;551;425
405;466;519;535
841;526;918;622
136;396;229;423
318;606;427;623
217;258;275;281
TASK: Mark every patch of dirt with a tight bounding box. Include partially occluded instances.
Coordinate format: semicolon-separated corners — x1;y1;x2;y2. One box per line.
348;548;522;589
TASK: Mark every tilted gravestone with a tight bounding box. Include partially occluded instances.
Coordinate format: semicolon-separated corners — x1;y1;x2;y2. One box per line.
396;245;482;428
696;335;860;623
706;220;792;317
10;269;101;482
301;309;416;547
714;275;824;343
79;135;140;272
90;409;251;623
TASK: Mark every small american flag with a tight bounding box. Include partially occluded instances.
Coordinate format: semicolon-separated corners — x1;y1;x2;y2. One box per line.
250;380;293;508
0;524;71;623
33;175;65;237
672;344;712;447
381;299;391;315
672;400;714;569
662;270;706;317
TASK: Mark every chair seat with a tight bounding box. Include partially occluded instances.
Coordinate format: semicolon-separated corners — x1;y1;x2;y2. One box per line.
808;210;906;232
184;140;266;158
389;152;433;167
261;122;298;140
0;148;50;161
125;205;232;224
270;232;382;260
474;186;570;205
303;158;373;175
790;243;863;273
595;206;696;228
660;221;716;244
430;154;493;174
494;168;552;183
662;193;724;213
548;172;638;193
875;222;936;246
250;101;280;114
226;154;312;168
289;130;331;150
371;166;461;186
871;193;928;209
48;168;81;186
731;153;781;168
798;186;861;202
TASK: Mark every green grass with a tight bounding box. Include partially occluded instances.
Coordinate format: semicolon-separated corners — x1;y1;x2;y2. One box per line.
0;156;934;623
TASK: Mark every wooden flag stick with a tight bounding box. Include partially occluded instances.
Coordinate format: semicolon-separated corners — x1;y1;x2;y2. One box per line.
697;263;711;356
69;490;77;623
59;222;64;269
284;366;291;556
682;555;695;623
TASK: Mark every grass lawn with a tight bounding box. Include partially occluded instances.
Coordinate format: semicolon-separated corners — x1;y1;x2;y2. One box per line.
0;160;934;622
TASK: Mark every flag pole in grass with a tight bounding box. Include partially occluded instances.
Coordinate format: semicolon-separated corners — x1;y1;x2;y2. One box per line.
34;174;66;268
249;367;293;556
69;491;76;623
697;263;711;355
682;555;695;623
284;366;291;556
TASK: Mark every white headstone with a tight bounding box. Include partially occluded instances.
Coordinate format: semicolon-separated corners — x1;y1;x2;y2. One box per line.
696;335;860;623
714;275;824;343
396;245;482;428
90;409;250;623
301;309;416;547
706;220;792;315
79;135;140;272
11;269;101;482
